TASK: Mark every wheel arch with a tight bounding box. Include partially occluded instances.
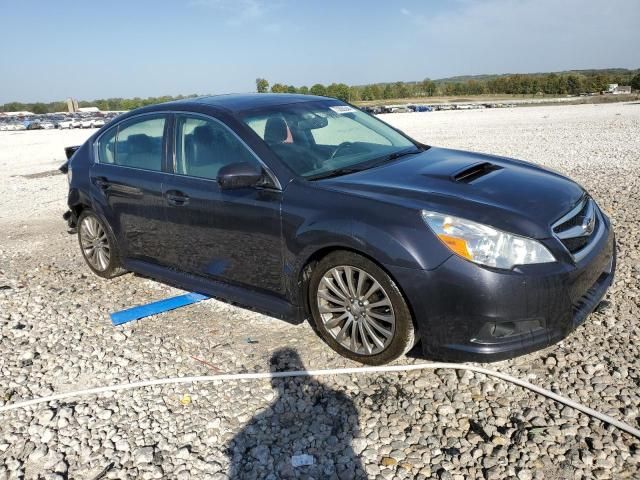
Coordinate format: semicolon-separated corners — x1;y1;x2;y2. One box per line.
296;245;418;332
76;205;122;255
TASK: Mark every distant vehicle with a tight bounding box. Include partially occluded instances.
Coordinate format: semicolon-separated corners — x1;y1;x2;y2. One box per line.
56;119;74;129
91;118;105;128
40;120;55;129
62;94;615;365
71;118;83;129
365;106;385;114
410;105;432;112
26;121;43;130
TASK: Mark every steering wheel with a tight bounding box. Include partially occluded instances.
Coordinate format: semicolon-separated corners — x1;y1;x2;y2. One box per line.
330;141;356;160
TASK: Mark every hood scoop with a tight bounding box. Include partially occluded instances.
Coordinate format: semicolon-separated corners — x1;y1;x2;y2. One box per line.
451;162;503;184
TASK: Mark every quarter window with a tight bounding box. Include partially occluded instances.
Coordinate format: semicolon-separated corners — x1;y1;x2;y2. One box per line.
175;116;258;180
98;127;117;164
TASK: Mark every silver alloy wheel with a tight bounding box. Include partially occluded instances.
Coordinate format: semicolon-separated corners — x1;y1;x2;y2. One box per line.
317;265;396;355
79;216;110;271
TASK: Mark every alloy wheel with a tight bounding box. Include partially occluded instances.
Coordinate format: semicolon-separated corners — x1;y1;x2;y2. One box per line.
79;216;110;271
316;265;396;355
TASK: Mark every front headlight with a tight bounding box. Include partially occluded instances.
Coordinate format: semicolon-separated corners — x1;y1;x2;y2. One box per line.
421;210;555;269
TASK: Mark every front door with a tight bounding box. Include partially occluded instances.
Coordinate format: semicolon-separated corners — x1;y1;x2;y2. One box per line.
162;114;284;295
90;114;171;264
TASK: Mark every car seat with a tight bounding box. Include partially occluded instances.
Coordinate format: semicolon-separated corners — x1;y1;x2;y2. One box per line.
125;134;156;170
264;117;293;145
188;125;227;179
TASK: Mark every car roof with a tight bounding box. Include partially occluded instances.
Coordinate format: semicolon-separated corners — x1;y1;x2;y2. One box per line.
149;93;332;114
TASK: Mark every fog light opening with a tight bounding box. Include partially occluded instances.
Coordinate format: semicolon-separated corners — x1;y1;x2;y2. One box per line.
491;322;516;338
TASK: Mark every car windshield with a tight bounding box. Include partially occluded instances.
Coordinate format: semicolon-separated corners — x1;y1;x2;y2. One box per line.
242;100;421;179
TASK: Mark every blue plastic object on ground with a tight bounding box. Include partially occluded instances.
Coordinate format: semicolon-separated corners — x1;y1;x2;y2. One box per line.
110;292;209;326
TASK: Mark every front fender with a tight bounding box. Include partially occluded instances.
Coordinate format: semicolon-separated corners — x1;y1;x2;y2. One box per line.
351;220;451;271
282;181;453;308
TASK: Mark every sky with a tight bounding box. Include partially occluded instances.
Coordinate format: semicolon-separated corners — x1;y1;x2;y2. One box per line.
0;0;638;103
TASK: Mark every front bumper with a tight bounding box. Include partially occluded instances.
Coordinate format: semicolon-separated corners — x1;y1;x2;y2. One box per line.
389;225;616;362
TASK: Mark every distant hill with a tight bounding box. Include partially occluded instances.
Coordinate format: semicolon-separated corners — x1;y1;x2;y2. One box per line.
434;68;639;84
354;68;639;88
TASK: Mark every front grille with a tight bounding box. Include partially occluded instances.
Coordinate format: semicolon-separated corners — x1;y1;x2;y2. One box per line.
561;233;592;253
554;199;591;232
553;197;600;258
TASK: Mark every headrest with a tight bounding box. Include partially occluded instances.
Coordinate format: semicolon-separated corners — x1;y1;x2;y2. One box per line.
127;134;151;153
264;117;289;144
193;125;215;144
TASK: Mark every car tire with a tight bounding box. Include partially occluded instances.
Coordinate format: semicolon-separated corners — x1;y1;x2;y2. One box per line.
77;210;126;279
308;251;416;365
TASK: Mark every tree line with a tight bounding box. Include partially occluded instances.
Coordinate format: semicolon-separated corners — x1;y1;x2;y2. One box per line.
2;70;638;114
257;70;640;102
0;94;199;115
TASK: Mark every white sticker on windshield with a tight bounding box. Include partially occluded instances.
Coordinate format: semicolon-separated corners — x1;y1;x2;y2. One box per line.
329;105;357;114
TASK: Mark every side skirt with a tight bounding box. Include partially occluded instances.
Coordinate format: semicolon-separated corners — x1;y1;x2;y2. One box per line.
122;258;306;325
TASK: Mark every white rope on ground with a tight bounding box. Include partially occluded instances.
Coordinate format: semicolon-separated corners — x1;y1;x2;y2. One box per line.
1;362;639;439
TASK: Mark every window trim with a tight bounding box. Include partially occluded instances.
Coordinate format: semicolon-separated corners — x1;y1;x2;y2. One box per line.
94;110;281;190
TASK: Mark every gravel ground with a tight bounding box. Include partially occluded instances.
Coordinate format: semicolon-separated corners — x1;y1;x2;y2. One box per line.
1;103;639;479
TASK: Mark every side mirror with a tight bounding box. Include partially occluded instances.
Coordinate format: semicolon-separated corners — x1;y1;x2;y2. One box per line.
217;162;263;189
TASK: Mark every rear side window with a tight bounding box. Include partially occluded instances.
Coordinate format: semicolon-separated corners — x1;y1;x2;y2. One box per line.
97;116;166;172
175;115;257;180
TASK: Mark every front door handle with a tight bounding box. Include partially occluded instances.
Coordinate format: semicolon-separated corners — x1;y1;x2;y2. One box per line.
166;190;190;206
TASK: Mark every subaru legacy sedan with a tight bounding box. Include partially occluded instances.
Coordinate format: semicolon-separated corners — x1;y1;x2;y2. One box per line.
61;94;615;365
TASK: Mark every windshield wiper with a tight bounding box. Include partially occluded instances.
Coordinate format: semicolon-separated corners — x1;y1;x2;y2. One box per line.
307;147;423;181
307;166;366;181
379;147;422;163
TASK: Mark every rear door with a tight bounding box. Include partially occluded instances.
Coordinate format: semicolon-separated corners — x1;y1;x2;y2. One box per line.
90;114;171;264
161;113;284;295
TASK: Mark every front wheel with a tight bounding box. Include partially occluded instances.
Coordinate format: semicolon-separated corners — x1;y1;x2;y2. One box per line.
77;210;126;278
308;251;416;365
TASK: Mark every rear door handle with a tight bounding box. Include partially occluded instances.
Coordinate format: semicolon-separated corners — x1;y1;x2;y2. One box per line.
94;177;111;190
166;190;190;206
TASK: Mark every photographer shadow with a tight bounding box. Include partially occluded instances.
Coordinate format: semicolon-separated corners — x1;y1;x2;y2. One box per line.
226;348;367;479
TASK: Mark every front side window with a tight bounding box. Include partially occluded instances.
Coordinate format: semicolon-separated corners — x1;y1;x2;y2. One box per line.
243;100;418;179
175;115;258;180
97;116;165;171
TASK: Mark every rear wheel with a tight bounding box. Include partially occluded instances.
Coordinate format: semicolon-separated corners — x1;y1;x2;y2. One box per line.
77;210;126;278
308;251;416;365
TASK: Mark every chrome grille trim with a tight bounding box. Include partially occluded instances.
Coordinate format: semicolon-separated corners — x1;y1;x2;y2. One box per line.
555;200;595;239
572;214;604;262
552;197;602;262
553;197;589;229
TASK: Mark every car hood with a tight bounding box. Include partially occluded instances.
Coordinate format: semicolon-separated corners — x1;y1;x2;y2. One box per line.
318;147;585;239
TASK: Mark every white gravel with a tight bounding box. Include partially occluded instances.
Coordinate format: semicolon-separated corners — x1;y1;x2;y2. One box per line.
1;103;639;479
